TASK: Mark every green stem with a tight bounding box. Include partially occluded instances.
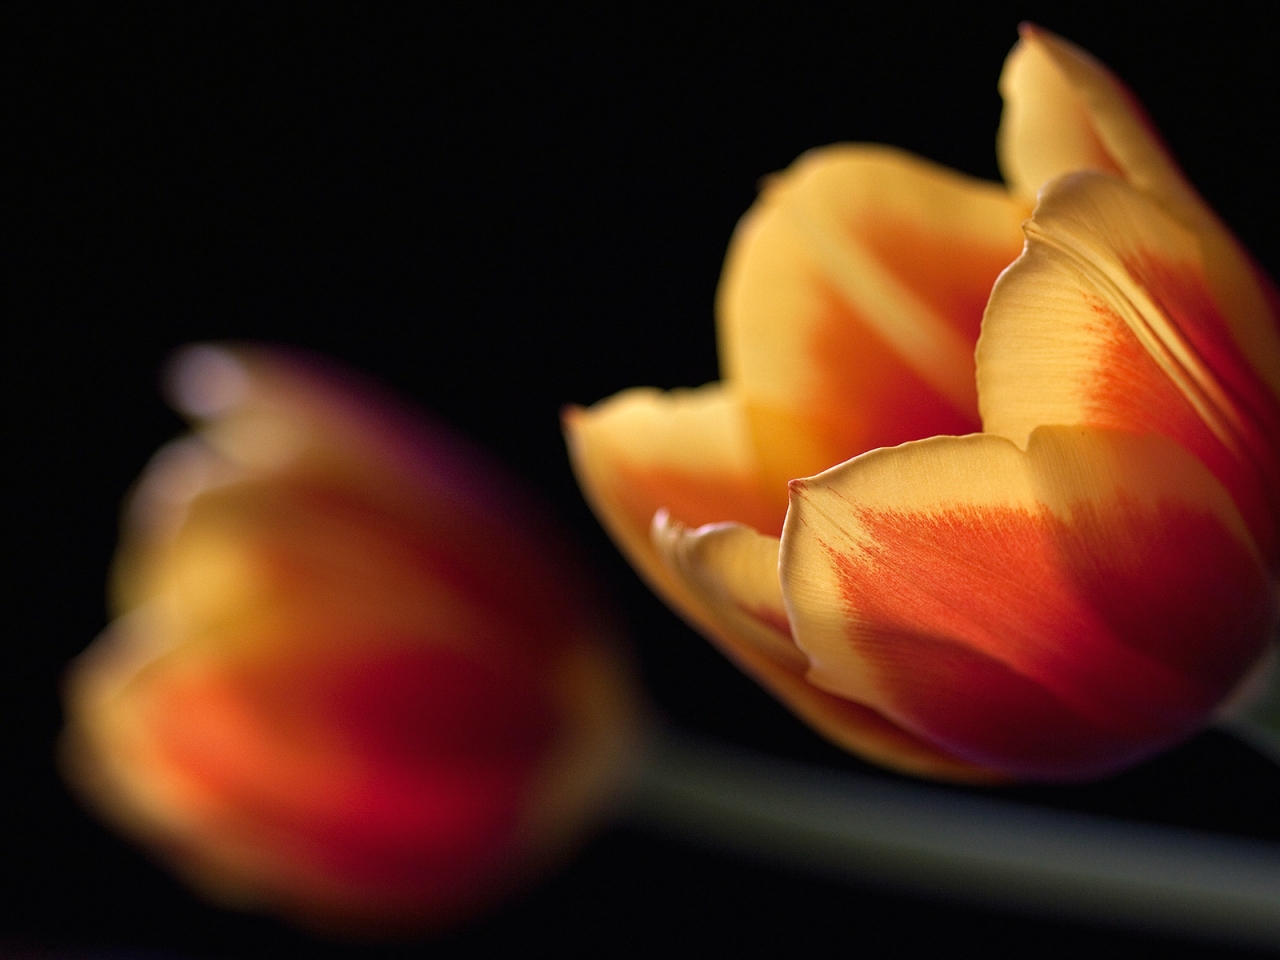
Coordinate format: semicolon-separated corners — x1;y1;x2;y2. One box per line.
621;728;1280;948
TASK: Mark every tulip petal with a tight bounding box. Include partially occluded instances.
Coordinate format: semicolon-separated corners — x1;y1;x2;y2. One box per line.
652;515;800;670
998;25;1193;217
564;383;785;622
717;145;1027;491
979;172;1280;562
998;25;1280;427
567;388;990;781
782;426;1274;781
652;515;998;782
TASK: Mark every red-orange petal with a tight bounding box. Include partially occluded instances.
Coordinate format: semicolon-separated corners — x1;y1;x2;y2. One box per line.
652;515;1000;783
781;427;1274;781
979;172;1280;564
85;639;559;921
717;145;1027;491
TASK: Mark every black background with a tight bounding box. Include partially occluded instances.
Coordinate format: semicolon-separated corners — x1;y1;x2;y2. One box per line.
10;3;1280;957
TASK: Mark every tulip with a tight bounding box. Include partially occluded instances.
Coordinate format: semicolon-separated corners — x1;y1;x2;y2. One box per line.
565;27;1280;783
63;345;642;931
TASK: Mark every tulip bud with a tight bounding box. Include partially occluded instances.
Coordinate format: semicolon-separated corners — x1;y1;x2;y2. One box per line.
62;345;643;933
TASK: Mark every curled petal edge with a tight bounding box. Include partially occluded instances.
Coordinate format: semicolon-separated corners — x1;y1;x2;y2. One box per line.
651;513;1005;784
781;425;1274;782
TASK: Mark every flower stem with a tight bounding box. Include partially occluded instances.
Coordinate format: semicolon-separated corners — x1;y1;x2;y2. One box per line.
621;728;1280;948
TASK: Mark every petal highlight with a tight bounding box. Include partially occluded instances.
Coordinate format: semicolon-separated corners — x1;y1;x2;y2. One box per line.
717;145;1027;491
998;25;1280;422
979;173;1280;562
781;427;1273;781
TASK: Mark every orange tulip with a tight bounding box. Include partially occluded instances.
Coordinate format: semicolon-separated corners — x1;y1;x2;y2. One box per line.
63;345;642;931
565;27;1280;783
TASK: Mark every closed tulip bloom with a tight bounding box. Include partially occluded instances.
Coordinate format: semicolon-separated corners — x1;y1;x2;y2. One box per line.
64;345;642;930
566;28;1280;783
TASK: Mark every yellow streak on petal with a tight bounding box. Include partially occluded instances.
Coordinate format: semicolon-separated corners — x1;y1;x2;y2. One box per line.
718;145;1026;488
747;159;982;413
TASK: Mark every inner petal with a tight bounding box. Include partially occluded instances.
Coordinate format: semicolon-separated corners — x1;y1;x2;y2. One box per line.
718;145;1027;489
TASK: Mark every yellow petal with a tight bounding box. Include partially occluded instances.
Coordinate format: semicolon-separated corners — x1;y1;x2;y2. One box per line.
652;515;803;671
978;172;1280;562
652;515;997;783
564;383;784;627
782;426;1273;781
998;25;1193;217
998;25;1280;416
717;145;1027;491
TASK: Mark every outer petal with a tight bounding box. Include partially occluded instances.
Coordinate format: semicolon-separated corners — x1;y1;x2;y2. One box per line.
717;145;1027;491
567;386;992;781
978;172;1280;563
652;516;998;783
564;383;785;624
998;25;1280;427
782;426;1274;782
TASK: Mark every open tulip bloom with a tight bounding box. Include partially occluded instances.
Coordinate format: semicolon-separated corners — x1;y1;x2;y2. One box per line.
567;24;1280;785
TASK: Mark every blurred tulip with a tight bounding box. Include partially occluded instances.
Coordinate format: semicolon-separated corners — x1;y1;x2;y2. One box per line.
63;345;643;931
566;27;1280;782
